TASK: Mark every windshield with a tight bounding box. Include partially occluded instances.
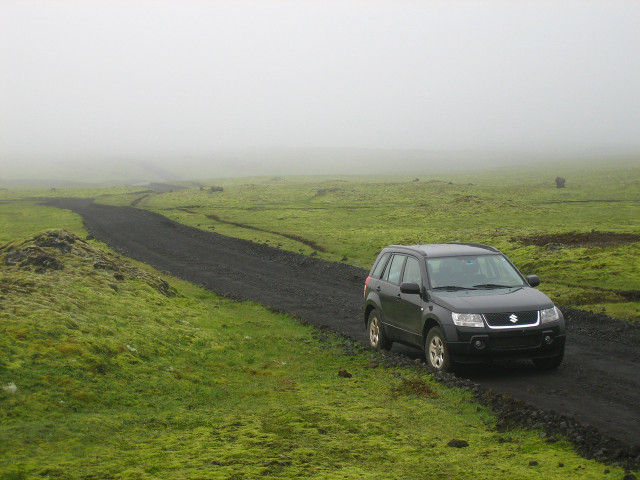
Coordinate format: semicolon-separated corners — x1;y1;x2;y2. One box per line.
426;254;525;290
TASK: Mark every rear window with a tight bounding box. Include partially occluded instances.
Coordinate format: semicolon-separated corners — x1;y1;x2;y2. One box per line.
371;252;390;278
382;254;405;285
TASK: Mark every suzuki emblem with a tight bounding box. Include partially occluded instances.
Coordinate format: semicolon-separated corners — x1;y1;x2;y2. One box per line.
509;314;519;323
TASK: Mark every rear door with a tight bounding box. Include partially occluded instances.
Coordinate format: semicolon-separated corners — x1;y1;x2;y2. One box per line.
378;254;406;332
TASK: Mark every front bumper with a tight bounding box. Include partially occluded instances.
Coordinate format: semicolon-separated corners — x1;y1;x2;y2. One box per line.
445;325;566;363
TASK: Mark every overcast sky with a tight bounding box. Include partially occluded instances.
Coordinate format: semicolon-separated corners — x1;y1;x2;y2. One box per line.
1;0;639;173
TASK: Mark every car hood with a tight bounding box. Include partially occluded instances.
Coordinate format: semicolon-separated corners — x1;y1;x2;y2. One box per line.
429;287;554;313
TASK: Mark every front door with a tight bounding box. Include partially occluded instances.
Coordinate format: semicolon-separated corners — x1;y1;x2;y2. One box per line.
394;255;424;345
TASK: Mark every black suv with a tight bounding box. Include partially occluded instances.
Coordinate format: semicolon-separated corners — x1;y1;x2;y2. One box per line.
363;243;566;372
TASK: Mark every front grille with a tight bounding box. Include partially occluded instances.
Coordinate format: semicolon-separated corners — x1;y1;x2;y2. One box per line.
490;334;541;350
483;311;539;328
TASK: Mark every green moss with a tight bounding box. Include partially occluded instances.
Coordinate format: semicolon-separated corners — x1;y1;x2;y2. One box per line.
0;230;634;479
0;201;85;243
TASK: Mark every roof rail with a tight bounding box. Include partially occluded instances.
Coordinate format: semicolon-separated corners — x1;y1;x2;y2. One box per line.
446;242;500;252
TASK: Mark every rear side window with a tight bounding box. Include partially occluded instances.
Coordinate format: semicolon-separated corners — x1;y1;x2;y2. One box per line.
371;253;390;278
382;254;405;285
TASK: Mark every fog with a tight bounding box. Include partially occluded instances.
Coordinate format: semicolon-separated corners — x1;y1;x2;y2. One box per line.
1;1;639;183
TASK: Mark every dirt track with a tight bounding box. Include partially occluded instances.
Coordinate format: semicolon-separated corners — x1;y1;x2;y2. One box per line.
46;198;640;457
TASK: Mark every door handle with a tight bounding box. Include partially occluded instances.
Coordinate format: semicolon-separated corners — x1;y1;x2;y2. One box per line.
396;293;402;301
376;286;381;292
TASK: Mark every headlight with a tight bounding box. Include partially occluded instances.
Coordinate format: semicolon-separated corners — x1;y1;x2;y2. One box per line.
540;306;560;324
452;312;484;328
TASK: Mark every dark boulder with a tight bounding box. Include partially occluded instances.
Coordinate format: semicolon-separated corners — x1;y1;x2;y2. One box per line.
34;231;77;253
24;254;63;273
4;250;28;266
447;439;469;448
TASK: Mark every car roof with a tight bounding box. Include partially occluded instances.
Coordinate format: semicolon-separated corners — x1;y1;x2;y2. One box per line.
384;243;501;257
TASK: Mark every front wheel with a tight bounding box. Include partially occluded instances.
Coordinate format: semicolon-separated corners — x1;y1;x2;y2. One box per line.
367;310;391;351
425;326;452;373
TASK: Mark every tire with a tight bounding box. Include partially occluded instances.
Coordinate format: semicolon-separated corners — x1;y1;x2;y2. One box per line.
533;346;564;370
425;326;452;373
367;309;391;351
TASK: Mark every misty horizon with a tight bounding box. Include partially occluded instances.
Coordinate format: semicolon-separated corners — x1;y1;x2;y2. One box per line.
1;1;639;183
1;147;637;186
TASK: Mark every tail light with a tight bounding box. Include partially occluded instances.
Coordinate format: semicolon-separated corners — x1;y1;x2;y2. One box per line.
364;276;371;298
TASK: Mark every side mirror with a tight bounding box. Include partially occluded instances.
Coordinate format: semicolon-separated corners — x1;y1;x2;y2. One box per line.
526;275;540;287
400;282;421;294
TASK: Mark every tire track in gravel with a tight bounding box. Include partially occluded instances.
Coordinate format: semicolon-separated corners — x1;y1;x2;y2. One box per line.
45;198;640;452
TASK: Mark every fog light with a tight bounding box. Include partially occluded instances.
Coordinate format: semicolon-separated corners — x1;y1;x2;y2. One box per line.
544;335;553;345
474;340;485;350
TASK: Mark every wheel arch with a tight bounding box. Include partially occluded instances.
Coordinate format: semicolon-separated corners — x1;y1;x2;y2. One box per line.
422;316;442;344
364;303;377;328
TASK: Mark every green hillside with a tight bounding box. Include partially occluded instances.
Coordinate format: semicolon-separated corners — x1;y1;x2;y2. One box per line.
0;229;628;479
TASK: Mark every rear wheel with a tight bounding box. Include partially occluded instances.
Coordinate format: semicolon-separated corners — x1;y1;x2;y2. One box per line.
367;310;391;351
425;326;452;373
533;346;564;370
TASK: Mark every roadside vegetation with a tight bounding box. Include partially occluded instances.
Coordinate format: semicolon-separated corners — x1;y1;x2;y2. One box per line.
117;159;639;323
0;203;633;478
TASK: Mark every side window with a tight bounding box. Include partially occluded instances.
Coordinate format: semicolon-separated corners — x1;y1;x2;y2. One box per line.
402;256;422;285
382;254;405;285
371;253;390;278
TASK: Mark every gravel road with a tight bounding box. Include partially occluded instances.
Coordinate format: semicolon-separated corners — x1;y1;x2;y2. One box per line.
46;198;640;457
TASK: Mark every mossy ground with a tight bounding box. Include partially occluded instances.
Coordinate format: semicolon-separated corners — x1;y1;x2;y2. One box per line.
1;160;638;477
0;222;633;478
0;200;85;244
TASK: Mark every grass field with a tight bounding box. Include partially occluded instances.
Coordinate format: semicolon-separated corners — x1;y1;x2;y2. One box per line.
1;188;635;478
113;158;640;322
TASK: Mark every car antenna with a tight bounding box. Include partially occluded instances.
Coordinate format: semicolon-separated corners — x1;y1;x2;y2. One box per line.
417;235;422;246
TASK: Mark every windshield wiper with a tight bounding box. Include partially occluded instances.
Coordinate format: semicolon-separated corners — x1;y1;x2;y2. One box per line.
473;283;518;289
432;285;477;291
